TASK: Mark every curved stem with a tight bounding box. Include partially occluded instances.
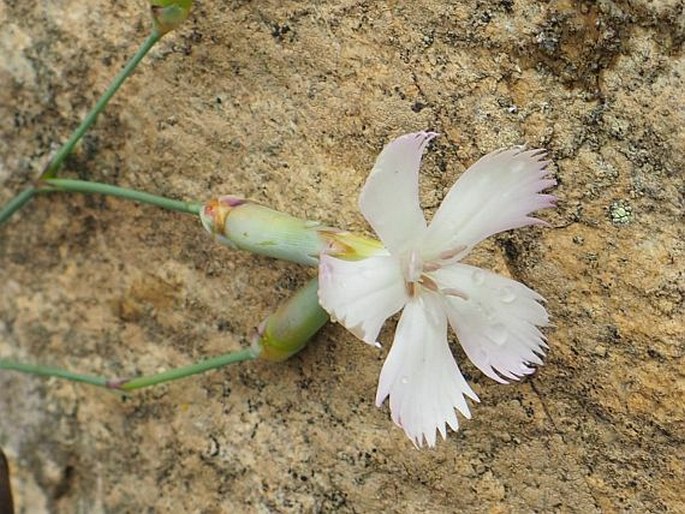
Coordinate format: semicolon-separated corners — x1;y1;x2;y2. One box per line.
42;178;202;215
41;29;162;179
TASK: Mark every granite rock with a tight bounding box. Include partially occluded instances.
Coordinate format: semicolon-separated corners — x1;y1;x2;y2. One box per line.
1;1;683;512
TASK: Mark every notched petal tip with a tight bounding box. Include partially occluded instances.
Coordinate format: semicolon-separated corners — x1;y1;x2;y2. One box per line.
423;144;557;256
347;321;382;347
359;131;439;254
437;264;550;386
376;294;477;448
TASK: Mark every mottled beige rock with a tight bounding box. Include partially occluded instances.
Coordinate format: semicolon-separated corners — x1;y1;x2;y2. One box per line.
1;0;683;512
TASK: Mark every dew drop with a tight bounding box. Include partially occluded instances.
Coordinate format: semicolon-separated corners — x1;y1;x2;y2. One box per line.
485;323;508;346
480;304;495;321
472;269;485;285
500;286;516;304
400;376;409;385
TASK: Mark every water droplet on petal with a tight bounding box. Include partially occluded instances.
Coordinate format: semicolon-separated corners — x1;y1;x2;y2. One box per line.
485;323;508;346
472;269;485;286
400;376;409;385
500;286;516;303
480;304;495;321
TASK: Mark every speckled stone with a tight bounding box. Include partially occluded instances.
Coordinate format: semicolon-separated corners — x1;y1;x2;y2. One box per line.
1;1;683;512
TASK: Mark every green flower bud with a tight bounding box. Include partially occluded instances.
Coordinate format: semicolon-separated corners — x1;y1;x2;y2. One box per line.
150;0;193;35
201;196;327;266
253;279;329;362
201;196;384;265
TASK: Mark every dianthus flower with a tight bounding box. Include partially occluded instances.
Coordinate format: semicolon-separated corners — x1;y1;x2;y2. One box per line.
318;132;555;447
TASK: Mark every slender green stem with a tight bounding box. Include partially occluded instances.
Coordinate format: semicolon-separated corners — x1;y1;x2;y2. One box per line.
0;187;36;225
1;30;164;226
41;29;162;179
42;178;203;215
0;348;258;392
0;360;108;388
112;348;258;391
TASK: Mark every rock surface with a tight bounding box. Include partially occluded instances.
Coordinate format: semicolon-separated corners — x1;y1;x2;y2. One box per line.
1;0;683;512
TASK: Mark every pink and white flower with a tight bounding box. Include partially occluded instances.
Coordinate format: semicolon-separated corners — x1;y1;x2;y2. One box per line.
318;132;556;447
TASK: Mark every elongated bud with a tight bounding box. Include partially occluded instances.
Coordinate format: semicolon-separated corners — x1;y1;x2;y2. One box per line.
201;196;325;265
201;196;384;265
150;0;193;35
253;279;329;361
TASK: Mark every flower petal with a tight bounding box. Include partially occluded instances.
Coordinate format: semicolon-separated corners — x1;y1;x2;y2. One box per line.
432;263;550;384
359;132;437;254
376;292;478;448
318;253;408;345
423;147;555;260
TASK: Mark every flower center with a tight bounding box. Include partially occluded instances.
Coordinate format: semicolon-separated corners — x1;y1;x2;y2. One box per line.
402;247;470;301
402;249;424;284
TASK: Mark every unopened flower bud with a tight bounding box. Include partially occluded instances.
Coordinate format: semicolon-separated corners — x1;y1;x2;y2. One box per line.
201;196;327;265
253;279;329;362
201;196;383;265
150;0;193;35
